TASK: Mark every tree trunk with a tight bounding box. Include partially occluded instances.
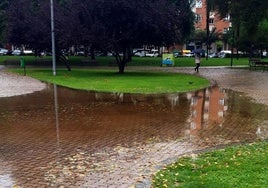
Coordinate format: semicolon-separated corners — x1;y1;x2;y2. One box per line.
127;47;132;62
114;53;126;74
118;63;125;74
90;46;95;60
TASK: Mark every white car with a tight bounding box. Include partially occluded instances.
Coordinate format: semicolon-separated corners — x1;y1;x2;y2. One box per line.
133;49;149;57
145;49;159;57
12;50;22;55
208;53;218;58
23;50;33;55
183;52;194;57
0;48;8;55
218;50;231;58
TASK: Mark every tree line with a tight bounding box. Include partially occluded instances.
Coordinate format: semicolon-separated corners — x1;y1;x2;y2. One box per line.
0;0;267;72
200;0;268;58
1;0;194;73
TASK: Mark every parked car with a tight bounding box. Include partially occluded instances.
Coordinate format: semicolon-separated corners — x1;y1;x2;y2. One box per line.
183;52;195;57
145;49;159;57
75;51;85;56
11;50;22;56
0;48;8;55
208;53;218;58
173;51;182;58
182;50;194;57
218;50;231;58
133;49;149;57
22;50;33;55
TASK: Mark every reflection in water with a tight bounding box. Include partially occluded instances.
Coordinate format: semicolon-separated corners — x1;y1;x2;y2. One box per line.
54;84;60;149
0;159;15;187
0;84;267;187
186;87;228;141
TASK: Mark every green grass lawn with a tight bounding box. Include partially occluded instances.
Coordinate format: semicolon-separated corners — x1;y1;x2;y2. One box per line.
11;68;209;94
0;55;254;67
152;141;268;188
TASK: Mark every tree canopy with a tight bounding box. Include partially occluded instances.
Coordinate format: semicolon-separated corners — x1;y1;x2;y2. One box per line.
4;0;194;73
0;0;9;45
213;0;268;54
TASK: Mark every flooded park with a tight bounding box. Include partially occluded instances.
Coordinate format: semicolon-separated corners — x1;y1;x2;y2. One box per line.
0;67;267;187
0;68;267;188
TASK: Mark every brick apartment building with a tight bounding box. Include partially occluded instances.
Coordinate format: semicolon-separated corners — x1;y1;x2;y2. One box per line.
191;0;232;52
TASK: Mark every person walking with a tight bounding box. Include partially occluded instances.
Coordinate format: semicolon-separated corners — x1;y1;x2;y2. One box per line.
194;53;201;72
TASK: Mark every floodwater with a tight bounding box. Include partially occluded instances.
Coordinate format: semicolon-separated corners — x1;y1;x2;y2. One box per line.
0;84;267;187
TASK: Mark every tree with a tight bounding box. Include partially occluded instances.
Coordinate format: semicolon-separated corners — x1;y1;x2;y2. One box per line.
237;19;268;57
64;0;194;73
6;0;194;73
0;0;9;46
256;20;268;55
205;0;215;59
214;0;268;55
7;0;52;51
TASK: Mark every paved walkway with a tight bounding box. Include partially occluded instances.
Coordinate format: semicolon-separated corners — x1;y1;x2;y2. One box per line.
0;65;46;97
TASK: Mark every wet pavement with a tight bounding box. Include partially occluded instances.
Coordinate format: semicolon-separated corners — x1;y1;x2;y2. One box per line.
0;66;268;187
0;66;46;98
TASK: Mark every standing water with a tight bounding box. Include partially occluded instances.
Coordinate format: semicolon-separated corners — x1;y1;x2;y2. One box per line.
0;84;267;187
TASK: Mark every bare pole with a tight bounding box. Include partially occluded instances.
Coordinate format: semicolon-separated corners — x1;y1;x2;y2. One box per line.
50;0;56;76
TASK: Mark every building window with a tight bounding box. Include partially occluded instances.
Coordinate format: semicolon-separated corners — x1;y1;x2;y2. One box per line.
190;122;196;130
209;25;215;31
209;18;214;24
223;14;230;21
191;97;198;105
196;0;202;8
223;28;229;34
195;14;202;22
209;12;215;18
219;99;225;106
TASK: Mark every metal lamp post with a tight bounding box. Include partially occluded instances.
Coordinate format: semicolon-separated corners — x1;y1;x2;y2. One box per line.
50;0;56;76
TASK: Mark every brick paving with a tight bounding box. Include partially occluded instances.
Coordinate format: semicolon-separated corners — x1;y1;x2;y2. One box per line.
0;66;267;188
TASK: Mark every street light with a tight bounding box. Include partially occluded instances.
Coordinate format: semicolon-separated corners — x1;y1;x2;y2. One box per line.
50;0;56;76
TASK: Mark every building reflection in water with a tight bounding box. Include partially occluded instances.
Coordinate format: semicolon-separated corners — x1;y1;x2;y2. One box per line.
186;86;228;140
0;159;15;187
51;85;267;146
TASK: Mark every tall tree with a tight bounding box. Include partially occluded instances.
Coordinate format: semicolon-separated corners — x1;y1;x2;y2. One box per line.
7;0;52;51
0;0;9;46
66;0;194;73
214;0;268;55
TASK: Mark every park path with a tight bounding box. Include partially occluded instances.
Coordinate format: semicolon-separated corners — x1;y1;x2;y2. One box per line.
0;65;46;98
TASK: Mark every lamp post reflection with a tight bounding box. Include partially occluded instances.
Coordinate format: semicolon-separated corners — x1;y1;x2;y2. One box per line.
54;84;60;149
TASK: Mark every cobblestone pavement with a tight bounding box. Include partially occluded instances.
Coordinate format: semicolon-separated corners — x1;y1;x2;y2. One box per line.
0;66;267;188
